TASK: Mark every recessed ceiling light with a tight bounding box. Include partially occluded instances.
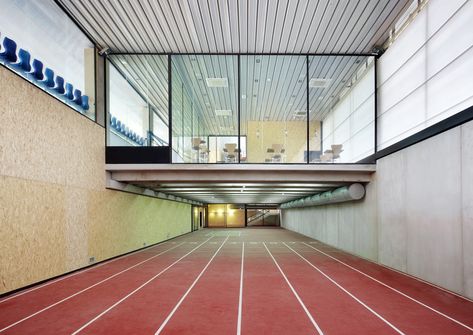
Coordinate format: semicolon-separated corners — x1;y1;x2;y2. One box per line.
318;96;324;100
256;59;261;63
215;109;232;116
267;78;271;82
206;77;228;88
121;60;127;65
241;94;247;99
309;78;331;88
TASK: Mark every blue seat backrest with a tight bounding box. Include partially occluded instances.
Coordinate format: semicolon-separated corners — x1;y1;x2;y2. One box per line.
55;76;65;94
73;89;82;105
32;59;44;80
44;68;55;88
65;83;73;100
111;116;117;127
0;37;17;63
17;49;31;72
82;95;89;110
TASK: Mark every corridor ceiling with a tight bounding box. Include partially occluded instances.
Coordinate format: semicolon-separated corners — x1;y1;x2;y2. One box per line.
57;0;411;54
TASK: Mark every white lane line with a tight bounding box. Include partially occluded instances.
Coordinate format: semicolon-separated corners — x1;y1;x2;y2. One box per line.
72;237;214;335
0;241;170;304
155;236;230;335
0;242;186;333
237;242;245;335
300;241;473;303
284;243;405;335
262;242;324;335
302;242;473;332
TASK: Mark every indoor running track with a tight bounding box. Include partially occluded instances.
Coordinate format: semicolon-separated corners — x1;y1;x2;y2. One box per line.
1;228;472;334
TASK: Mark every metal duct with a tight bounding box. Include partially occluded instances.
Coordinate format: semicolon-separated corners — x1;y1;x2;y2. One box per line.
280;183;365;209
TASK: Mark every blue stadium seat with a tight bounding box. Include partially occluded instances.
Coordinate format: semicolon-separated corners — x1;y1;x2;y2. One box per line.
65;83;73;100
31;59;44;81
116;120;122;130
73;89;82;105
15;49;31;72
111;116;117;128
82;95;89;110
0;37;17;63
43;68;55;88
54;76;65;94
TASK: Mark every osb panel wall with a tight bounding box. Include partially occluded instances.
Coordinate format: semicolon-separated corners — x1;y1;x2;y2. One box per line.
0;67;191;294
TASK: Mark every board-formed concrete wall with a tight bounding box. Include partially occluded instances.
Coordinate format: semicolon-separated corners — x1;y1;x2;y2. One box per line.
281;119;473;299
0;67;191;294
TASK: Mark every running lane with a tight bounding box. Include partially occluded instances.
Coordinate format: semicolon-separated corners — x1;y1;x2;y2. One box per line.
303;240;473;328
291;242;473;334
241;242;318;335
70;237;228;335
0;241;206;335
265;242;401;334
0;241;188;329
158;241;243;334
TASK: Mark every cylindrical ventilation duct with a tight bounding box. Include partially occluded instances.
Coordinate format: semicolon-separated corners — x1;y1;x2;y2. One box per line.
280;183;365;209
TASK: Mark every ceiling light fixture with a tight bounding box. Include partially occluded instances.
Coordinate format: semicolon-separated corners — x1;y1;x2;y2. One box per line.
309;78;331;88
206;78;228;88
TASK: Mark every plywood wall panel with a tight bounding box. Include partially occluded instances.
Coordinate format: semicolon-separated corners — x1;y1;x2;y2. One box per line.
0;66;105;191
0;67;191;294
0;176;67;292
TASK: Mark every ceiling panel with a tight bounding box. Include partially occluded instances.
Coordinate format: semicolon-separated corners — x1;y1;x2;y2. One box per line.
132;181;345;204
57;0;411;54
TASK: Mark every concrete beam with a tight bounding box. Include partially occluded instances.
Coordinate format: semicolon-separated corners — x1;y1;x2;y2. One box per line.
106;164;376;184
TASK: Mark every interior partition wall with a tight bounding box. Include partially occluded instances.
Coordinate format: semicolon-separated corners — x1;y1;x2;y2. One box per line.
106;54;376;164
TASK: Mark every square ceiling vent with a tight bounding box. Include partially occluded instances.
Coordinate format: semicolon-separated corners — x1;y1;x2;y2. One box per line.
309;78;331;88
206;77;228;87
215;109;232;116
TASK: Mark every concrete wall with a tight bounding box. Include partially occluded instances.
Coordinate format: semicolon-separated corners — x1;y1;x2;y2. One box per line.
281;179;378;261
377;120;473;298
0;67;191;295
281;119;473;299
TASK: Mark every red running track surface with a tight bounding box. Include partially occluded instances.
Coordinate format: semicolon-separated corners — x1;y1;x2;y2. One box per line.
0;228;472;335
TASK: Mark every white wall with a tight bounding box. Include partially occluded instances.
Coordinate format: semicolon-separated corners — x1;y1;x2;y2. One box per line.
108;64;148;141
377;0;473;150
0;0;93;92
322;59;375;162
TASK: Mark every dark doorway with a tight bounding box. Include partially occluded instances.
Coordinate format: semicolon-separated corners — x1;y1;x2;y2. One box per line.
246;206;280;227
